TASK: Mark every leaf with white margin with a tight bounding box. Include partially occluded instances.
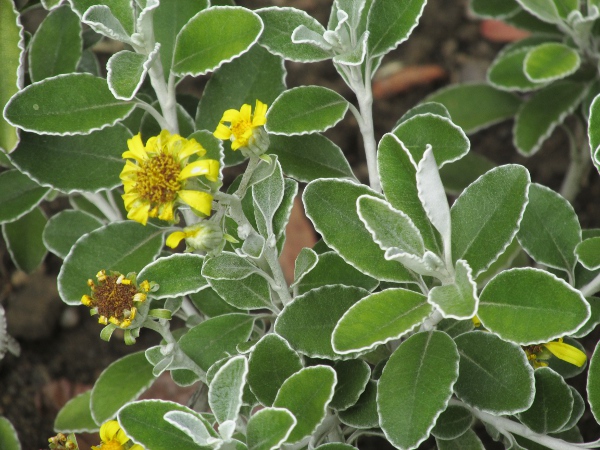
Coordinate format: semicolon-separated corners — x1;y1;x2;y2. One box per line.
54;390;98;433
393;114;470;167
451;164;530;276
253;159;284;236
378;331;459;450
209;355;248;424
172;6;263;77
514;0;561;23
366;0;427;57
524;43;580;83
384;248;446;278
436;429;485;450
478;267;590;345
588;94;600;174
273;365;337;444
428;259;478;320
576;237;600;270
0;170;48;224
587;340;600;423
3;73;135;135
256;7;331;63
275;285;368;359
417;146;451;257
91;351;155;425
138;253;208;299
3;207;47;273
28;5;82;82
247;407;296;450
0;417;21;450
266;86;349;136
488;47;547;92
43;210;102;259
514;81;588;156
517;183;581;274
82;5;131;43
69;0;134;34
454;331;535;415
330;359;371;411
293;247;318;285
332;288;431;354
470;0;520;19
357;194;425;256
202;252;261;281
163;410;218;447
107;43;159;100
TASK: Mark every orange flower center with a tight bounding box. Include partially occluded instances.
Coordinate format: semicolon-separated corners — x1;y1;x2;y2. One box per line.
92;275;138;322
136;153;181;204
231;119;251;141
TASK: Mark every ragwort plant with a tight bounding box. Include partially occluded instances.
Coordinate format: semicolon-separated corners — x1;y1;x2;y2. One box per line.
0;0;600;449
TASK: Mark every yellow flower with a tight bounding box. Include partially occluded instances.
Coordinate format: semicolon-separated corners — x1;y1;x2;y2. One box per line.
524;338;587;368
81;270;151;329
214;100;268;151
92;420;143;450
166;221;224;252
120;130;220;225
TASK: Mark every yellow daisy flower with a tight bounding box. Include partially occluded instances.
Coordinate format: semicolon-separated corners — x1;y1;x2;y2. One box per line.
524;338;587;368
81;270;151;329
214;100;268;151
120;130;220;226
92;420;143;450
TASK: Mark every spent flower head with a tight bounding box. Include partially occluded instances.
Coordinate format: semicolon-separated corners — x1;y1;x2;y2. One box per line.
524;338;587;368
92;420;143;450
214;100;269;157
166;220;225;254
48;433;78;450
81;270;152;329
120;130;219;225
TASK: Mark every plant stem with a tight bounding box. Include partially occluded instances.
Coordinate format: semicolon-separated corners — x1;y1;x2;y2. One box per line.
147;63;179;134
263;237;292;306
451;399;587;450
560;121;591;202
581;271;600;296
82;192;121;222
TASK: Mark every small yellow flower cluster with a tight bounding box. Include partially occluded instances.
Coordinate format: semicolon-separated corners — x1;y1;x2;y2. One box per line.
120;130;219;226
92;420;143;450
214;100;268;151
525;338;587;369
81;270;150;329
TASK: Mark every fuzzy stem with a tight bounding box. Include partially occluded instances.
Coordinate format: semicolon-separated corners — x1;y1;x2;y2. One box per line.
560;121;591;202
82;192;121;222
581;271;600;296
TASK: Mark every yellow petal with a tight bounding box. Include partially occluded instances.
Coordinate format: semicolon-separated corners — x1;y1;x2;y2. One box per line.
127;203;150;225
205;159;220;182
166;231;187;248
81;295;94;307
158;202;175;222
177;190;213;216
179;160;217;180
123;134;146;161
231;139;243;151
100;420;121;442
544;341;587;367
222;109;242;123
240;103;252;122
213;123;233;140
122;192;140;210
179;139;206;160
253;100;268;126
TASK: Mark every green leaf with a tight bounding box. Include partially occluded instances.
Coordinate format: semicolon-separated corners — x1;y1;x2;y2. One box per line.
179;313;254;371
256;7;330;62
0;417;20;450
392;114;470;167
378;331;459;450
330;359;371;411
479;268;590;345
172;6;263;76
208;274;273;311
54;390;97;433
430;404;473;440
454;331;535;414
91;351;155;425
138;254;207;299
70;0;134;34
253;160;284;235
451;165;530;276
303;178;414;282
515;0;561;23
189;286;245;318
440;153;496;196
332;288;431;354
429;259;478;319
195;44;286;167
57;221;164;305
518;367;573;433
107;46;158;100
43;210;103;259
2;207;47;273
576;237;600;270
470;0;520;18
589;93;600;174
28;5;81;82
209;355;248;424
202;252;260;280
436;429;485;450
367;0;427;56
153;0;209;80
517;183;581;273
562;386;585;431
588;340;600;424
524;43;580;83
119;400;208;450
273;365;337;443
338;380;379;429
10;125;132;193
426;83;522;134
0;170;48;224
315;445;356;450
488;47;547;92
294;250;378;295
275;285;368;359
4;73;135;135
377;133;442;254
269;134;355;182
0;0;24;153
247;407;296;450
266;86;348;136
248;334;302;406
514;81;589;155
